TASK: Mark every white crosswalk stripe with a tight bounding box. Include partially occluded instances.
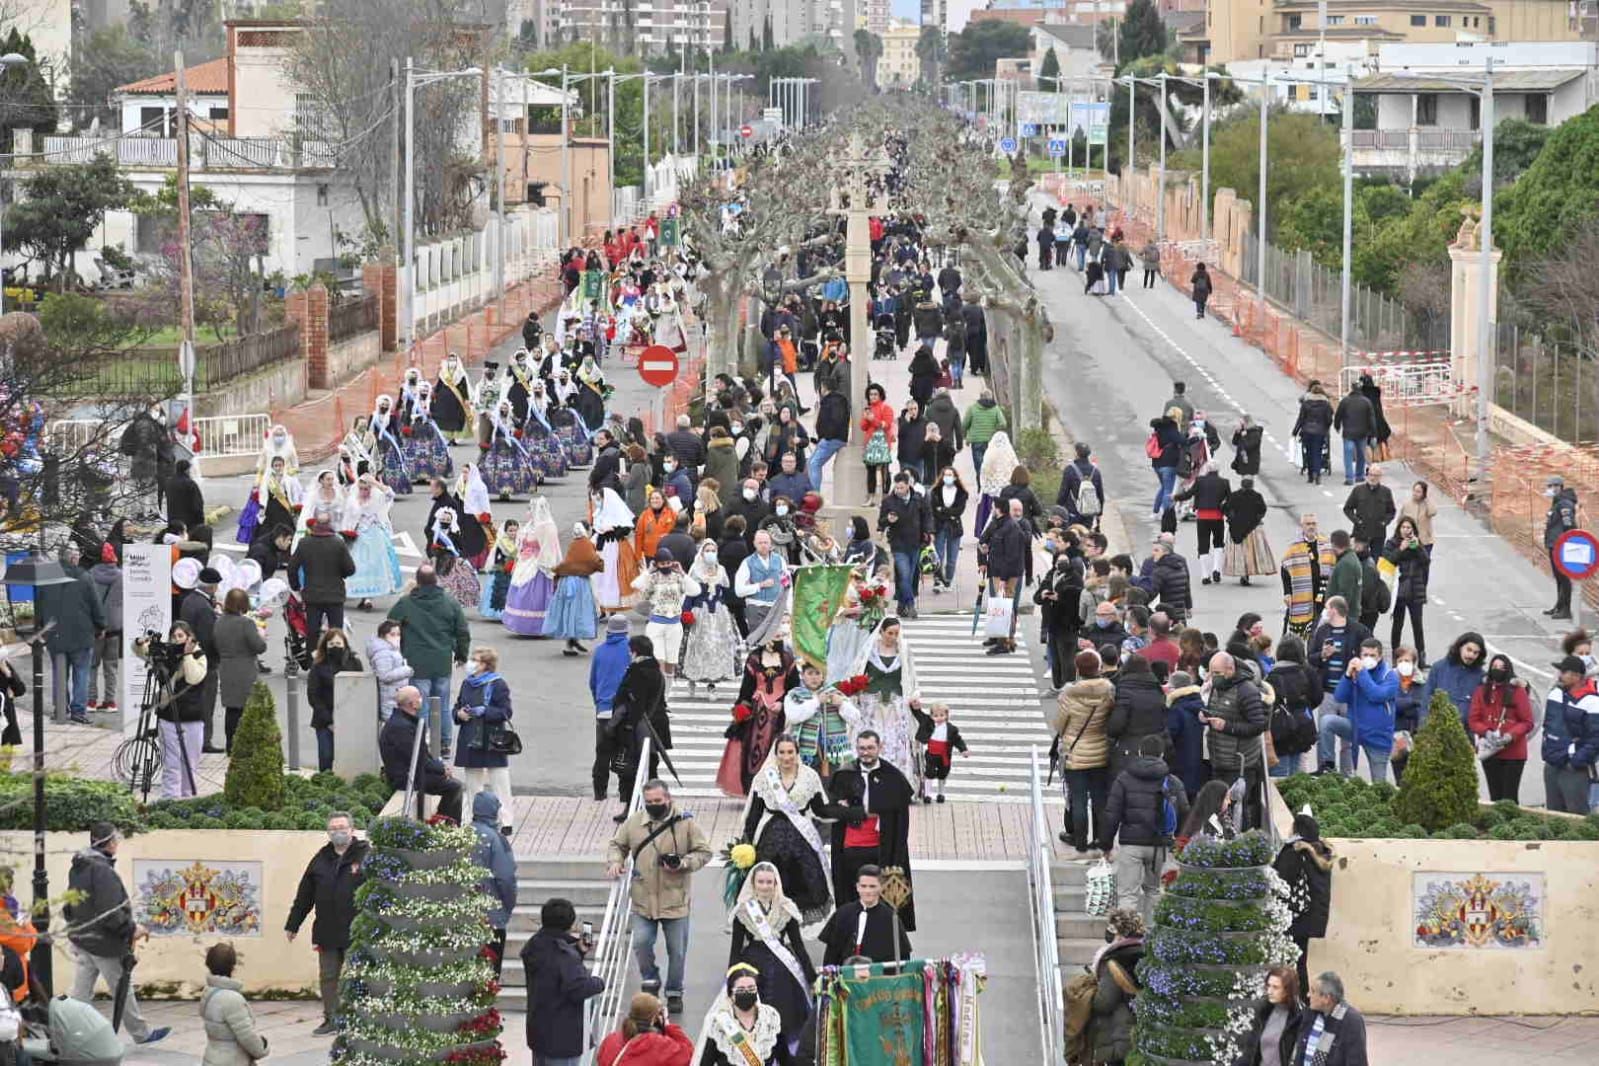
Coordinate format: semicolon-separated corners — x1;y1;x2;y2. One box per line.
660;613;1059;804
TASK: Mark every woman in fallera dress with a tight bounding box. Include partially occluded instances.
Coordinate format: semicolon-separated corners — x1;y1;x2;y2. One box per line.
432;352;473;442
720;640;796;797
344;473;403;609
480;399;540;499
237;424;299;544
741;738;833;925
726;862;817;1054
370;394;412;495
679;540;741;695
452;464;494;570
428;507;482;611
477;519;519;622
521;379;570;481
400;382;454;481
501;497;561;637
589;487;638;614
695;966;792;1066
849;615;922;792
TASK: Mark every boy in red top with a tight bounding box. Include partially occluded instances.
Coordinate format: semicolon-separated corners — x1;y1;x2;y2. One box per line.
911;703;968;804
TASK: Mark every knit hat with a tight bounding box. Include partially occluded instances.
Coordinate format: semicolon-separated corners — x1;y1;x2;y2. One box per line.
198;567;223;587
606;615;631;635
654;548;674;564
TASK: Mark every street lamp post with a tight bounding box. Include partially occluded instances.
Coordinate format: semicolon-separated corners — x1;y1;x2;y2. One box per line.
0;52;31;315
4;552;76;1000
1157;73;1168;241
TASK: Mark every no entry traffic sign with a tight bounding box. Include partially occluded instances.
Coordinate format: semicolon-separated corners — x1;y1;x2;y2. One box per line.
1554;529;1599;581
739;124;753;139
637;344;679;388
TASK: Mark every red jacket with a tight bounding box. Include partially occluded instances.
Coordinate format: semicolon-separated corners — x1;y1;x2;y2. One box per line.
1468;679;1535;761
860;400;896;444
595;1024;694;1066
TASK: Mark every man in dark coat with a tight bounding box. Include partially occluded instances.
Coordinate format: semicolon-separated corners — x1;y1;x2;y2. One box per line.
609;635;671;818
808;376;850;491
587;429;623;494
163;459;206;531
286;811;370;1034
1275;812;1335;997
1148;541;1193;623
522;898;605;1061
1291;972;1367;1066
878;473;932;618
664;414;706;476
978;497;1033;654
1544;474;1580;619
1098;735;1189;921
38;544;104;725
818;864;914;966
176;563;224;750
1058;443;1106;529
1341;464;1395;549
961;298;988;375
65;822;169;1045
824;732;916;929
1202;652;1269;828
289;505;356;648
1332;383;1376;485
723;477;770;545
379;685;464;821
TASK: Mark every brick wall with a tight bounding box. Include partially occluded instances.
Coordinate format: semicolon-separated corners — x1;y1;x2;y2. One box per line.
362;260;398;352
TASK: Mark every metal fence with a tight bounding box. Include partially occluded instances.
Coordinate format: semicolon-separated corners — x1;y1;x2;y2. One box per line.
1239;232;1450;357
1493;322;1599;444
329;295;379;342
202;324;300;385
85;326;301;398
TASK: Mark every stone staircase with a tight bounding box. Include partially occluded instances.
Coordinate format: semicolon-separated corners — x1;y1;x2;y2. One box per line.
501;856;613;1009
1051;859;1107;974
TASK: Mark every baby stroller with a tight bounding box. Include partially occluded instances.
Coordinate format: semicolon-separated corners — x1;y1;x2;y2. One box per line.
21;994;126;1064
873;313;898;360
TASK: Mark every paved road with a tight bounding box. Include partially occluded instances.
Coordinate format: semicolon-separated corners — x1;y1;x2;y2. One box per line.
1030;193;1566;806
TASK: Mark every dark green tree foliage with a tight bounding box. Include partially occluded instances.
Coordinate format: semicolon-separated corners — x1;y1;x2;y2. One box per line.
1492;106;1599;265
946;20;1031;82
1039;46;1060;83
1196;109;1340;239
1118;0;1169;65
1393;691;1480;831
0;30;57;153
3;155;136;287
69;25;165;130
763;15;774;52
223;682;286;812
722;10;733;53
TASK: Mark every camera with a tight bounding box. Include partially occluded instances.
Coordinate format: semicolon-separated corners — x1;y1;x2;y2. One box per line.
658;853;682;870
141;631;187;672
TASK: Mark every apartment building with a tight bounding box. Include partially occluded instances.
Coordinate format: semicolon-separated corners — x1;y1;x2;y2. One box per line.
864;0;892;34
879;18;922;86
549;0;725;53
728;0;859;54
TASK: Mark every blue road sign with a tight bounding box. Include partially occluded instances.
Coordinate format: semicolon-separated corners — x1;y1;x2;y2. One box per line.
1048;138;1067;157
1020;123;1038;137
999;137;1017;153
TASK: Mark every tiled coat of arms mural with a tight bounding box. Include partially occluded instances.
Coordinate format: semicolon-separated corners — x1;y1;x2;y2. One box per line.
134;860;264;937
1413;872;1543;949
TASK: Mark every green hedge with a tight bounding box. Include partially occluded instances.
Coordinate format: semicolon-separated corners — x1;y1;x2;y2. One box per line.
1276;774;1599;841
0;772;145;834
144;772;392;831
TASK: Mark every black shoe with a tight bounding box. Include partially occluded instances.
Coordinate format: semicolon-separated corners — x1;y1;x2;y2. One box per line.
935;794;946;804
312;1020;338;1036
201;744;225;754
612;812;628;823
572;641;590;654
593;791;607;802
1212;571;1221;584
982;637;1000;647
667;993;684;1014
1240;576;1251;586
562;646;581;657
68;714;91;726
1550;610;1573;620
1058;830;1075;845
1201;576;1212;586
1543;607;1561;616
641;979;661;995
440;745;451;758
921;795;932;804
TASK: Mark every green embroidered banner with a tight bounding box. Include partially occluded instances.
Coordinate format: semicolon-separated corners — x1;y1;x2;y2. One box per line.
841;964;926;1066
791;564;855;671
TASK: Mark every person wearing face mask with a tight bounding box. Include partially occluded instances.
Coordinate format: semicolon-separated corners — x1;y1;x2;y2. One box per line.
696;965;790;1066
1321;637;1399;782
1543;474;1580;620
661;454;694;505
286;812;368;1036
366;620;413;723
605;779;711;1013
454;647;516;830
680;544;739;694
308;628;359;773
725;478;770;545
1468;654;1534;803
1201;652;1269;829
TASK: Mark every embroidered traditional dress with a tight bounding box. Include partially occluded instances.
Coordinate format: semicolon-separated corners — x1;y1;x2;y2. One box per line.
1280;533;1336;637
480;401;540;498
680;550;741;688
344;476;403;599
695;1002;786;1066
742;771;833;924
294;471;344;550
400;385;454;480
590;489;638;613
850;623;922;792
370;395;412;494
541;524;603;640
723;648;796;797
477;527;518;621
238;425;300;544
432;355;473;438
428;508;482;610
452;465;495;570
245;466;302;547
502;498;561;636
726;867;818;1047
520;385;570;480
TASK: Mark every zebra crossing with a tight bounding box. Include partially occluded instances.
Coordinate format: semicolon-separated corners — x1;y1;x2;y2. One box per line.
661;612;1059;804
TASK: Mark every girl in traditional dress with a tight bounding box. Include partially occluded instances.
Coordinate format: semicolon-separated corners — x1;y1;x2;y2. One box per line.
401;383;454;481
452;464;495;570
334;443;362;488
506;349;533;423
432;353;473;443
786;660;861;779
1222;475;1276;587
521;379;570;481
824;567;890;685
295;470;344;547
474;362;506;448
741;740;833;925
478;519;519;621
975;429;1019;536
726;861;818;1054
543;521;604;654
849;616;921;792
428;507;482;611
502;497;561;637
399;366;424;418
480;399;540;499
694;966;788;1066
243;455;302;548
590;487;638;614
238;425;300;544
721;640;796;797
344;474;403;608
680;540;741;695
370;395;411;495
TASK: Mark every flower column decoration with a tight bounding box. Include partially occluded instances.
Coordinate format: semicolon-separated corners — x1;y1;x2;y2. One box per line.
333;817;505;1066
1130;832;1298;1066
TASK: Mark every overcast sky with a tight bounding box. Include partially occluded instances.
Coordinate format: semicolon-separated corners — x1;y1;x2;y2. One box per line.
891;0;987;32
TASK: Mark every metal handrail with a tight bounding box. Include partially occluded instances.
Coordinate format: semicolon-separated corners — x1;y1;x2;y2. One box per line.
582;736;651;1064
1028;746;1067;1065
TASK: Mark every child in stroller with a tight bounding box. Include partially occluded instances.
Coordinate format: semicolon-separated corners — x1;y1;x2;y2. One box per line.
873;312;898;360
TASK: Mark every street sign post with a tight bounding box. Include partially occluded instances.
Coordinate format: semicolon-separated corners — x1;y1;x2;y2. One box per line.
637;344;679;388
739;124;753;140
999;136;1017;154
1020;123;1037;138
1553;528;1599;627
1048;138;1067;157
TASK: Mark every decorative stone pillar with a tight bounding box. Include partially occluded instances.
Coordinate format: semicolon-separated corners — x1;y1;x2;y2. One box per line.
1447;211;1501;422
287;284;331;390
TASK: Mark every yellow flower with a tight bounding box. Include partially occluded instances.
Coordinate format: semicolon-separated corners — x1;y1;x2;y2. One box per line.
730;843;757;870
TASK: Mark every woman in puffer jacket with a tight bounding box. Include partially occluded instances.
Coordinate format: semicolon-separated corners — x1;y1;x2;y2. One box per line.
200;943;268;1066
1105;654;1171;774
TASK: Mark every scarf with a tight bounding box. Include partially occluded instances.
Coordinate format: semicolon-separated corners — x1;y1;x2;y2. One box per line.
1282;535;1335;625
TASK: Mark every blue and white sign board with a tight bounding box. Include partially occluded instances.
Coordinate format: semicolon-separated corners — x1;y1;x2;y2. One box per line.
1554;529;1599;581
1069;101;1112;146
1048;138;1068;157
1020;123;1038;138
999;137;1017;153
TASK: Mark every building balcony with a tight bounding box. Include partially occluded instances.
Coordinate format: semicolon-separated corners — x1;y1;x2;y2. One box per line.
1342;126;1481;176
18;132;337;171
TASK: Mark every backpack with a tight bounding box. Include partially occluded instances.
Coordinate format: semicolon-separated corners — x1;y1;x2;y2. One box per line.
1366;564;1393;614
1159;776;1182;842
1144;431;1162;460
1270;701;1319;758
1062;971;1098;1065
1074;470;1102;517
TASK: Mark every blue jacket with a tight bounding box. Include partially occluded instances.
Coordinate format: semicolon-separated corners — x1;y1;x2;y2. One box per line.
1333;662;1400;753
589;631;631;714
768;470;812;503
470;791;517;929
1541;677;1599;770
1420;658;1484;727
454;670;512;769
1165;688;1208;800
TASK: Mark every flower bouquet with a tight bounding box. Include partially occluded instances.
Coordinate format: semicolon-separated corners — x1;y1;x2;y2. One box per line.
836;674;871;698
719;837;758;908
681;609;696;626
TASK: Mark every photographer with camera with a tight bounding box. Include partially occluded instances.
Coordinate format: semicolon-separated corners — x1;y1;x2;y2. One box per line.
523;897;606;1066
605;780;710;1016
135;620;209;799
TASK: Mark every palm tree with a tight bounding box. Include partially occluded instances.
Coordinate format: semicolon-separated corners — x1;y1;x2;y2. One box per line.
854;28;884;88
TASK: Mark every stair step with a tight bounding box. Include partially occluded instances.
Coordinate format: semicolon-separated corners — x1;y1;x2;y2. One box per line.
517;878;613;906
1056;912;1105;939
515;857;604;880
507;901;609;932
1058;937;1104;967
1050;863;1090;887
1052;885;1088;909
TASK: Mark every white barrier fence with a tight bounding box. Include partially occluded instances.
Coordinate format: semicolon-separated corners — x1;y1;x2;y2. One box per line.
48;414;271;458
411;206;561;333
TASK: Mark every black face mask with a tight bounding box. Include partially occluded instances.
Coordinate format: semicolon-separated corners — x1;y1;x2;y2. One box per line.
732;990;759;1010
1104;929;1116;943
644;802;671;821
1488;667;1510;683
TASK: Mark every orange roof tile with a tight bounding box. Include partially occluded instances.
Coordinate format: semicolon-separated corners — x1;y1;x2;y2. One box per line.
116;57;231;96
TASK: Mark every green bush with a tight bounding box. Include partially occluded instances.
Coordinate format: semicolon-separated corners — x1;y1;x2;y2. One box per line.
223;682;286;812
1393;691;1480;831
144;768;388;831
0;772;145;834
1440;823;1480;839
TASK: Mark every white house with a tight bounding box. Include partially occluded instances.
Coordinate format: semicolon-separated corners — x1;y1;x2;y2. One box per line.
1347;40;1599;179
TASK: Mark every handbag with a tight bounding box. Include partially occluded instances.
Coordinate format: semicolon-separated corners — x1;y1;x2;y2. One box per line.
864;428;891;466
1475;702;1512;761
1084;858;1116;917
488;722;523;755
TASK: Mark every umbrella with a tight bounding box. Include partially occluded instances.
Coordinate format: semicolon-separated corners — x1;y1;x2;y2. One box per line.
111;952;136;1033
635;712;681;788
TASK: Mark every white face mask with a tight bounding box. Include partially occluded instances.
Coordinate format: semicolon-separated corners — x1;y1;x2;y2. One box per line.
1361;656;1380;671
663;462;676;473
468;661;484;675
743;487;757;502
1396;660;1415;677
943;475;955;487
731;422;744;434
775;505;790;517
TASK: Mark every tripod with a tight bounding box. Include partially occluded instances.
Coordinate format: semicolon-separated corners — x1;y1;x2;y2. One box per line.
113;660;198;802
